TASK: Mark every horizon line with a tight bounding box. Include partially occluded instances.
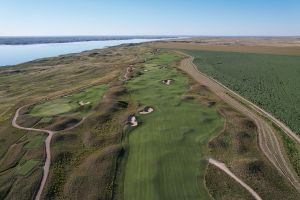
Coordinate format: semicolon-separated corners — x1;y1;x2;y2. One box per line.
0;35;299;38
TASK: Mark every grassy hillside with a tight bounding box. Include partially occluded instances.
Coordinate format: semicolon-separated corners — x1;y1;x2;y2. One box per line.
0;44;149;199
123;53;224;200
184;50;300;135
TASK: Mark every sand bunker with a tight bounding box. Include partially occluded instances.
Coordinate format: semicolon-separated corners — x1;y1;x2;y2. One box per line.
139;106;154;115
79;101;91;106
144;69;149;72
128;115;138;127
124;67;133;81
162;79;173;85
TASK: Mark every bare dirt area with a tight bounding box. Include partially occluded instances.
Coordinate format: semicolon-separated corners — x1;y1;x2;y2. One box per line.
152;37;300;55
178;55;300;193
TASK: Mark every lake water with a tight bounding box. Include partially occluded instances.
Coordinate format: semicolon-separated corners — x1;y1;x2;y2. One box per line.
0;38;164;67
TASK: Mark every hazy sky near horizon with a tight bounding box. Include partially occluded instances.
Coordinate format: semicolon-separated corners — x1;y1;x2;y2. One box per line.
1;0;300;36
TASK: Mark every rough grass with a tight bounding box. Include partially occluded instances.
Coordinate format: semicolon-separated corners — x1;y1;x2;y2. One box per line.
123;53;224;200
0;142;26;172
4;168;42;200
0;45;153;200
273;123;300;177
43;82;132;200
205;165;254;200
16;159;40;176
206;106;300;199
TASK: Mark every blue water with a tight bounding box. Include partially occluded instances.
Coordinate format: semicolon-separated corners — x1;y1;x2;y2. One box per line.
0;38;163;67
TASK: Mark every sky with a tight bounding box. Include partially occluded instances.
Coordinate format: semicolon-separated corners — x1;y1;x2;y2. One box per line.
1;0;300;36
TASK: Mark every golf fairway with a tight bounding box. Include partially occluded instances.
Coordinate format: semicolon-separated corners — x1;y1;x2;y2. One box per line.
123;53;224;200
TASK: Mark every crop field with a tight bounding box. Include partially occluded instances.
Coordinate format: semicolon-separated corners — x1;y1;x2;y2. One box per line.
30;84;107;117
183;50;300;135
123;53;224;200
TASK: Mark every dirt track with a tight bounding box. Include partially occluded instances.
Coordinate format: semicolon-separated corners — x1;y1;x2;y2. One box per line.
179;56;300;193
209;158;262;200
12;106;85;200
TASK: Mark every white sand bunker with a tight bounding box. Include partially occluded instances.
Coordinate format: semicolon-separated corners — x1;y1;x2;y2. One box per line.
79;101;91;106
124;66;133;80
139;106;154;115
144;69;149;72
128;115;138;127
162;79;173;85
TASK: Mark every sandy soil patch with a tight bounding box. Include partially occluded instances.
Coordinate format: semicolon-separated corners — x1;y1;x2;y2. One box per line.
79;101;90;106
162;79;173;85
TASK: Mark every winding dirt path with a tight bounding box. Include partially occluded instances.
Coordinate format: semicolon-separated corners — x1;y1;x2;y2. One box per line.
178;55;300;193
12;106;85;200
209;158;262;200
12;106;54;200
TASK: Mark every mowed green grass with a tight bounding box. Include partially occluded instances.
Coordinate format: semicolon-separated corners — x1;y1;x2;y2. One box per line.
124;53;224;200
16;159;39;176
184;50;300;135
25;135;46;149
30;84;107;117
30;99;74;116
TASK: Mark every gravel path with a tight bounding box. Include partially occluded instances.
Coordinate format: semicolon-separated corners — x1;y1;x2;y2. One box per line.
209;158;262;200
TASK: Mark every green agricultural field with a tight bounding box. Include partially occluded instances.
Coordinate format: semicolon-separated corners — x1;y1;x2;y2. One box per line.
30;84;107;117
16;159;39;176
183;50;300;135
123;53;224;200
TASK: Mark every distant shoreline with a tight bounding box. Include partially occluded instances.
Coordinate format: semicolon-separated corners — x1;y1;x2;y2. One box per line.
0;36;178;45
0;37;183;67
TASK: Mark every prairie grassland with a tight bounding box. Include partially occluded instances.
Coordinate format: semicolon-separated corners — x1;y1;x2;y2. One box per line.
152;39;300;56
205;105;300;200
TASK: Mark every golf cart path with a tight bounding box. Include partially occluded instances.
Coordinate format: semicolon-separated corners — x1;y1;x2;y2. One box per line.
12;106;85;200
209;158;262;200
178;55;300;193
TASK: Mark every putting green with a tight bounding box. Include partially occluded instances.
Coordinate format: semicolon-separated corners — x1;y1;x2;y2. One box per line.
124;53;224;200
30;84;107;117
30;99;74;117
